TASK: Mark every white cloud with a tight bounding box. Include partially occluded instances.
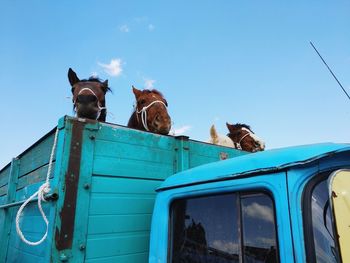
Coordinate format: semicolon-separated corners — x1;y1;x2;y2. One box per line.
244;236;276;248
148;24;155;31
119;24;130;33
171;125;192;136
144;78;156;89
212;240;239;254
98;59;123;77
243;202;274;223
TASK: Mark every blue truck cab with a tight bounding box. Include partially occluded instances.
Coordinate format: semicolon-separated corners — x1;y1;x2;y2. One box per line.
149;143;350;263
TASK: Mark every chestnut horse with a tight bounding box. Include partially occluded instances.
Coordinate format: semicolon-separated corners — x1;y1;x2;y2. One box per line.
68;68;111;121
127;86;171;134
226;122;265;152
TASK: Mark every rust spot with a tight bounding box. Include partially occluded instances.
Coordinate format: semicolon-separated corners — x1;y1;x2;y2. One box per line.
332;191;338;198
55;121;84;251
220;152;229;160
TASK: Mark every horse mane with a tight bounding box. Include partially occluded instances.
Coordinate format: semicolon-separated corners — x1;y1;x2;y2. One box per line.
141;89;167;106
233;123;252;132
79;77;112;92
143;89;164;98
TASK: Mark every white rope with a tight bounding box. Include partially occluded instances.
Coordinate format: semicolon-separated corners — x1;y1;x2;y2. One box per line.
136;100;167;131
15;128;59;246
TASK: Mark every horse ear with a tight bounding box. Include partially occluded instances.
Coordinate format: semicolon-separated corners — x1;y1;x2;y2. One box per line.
68;68;80;86
226;122;234;132
132;85;142;98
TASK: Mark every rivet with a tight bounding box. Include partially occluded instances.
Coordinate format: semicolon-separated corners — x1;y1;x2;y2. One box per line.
89;135;95;140
59;253;68;262
79;244;86;250
84;184;90;190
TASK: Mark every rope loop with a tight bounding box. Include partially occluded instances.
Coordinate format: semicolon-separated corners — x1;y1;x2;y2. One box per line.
15;128;59;246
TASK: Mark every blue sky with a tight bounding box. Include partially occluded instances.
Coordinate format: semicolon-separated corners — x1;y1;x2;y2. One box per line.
1;1;349;168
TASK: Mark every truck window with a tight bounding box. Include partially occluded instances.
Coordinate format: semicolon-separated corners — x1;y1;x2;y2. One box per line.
303;174;341;263
241;193;278;263
169;192;279;263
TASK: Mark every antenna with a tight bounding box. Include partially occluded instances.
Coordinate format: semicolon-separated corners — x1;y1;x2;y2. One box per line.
310;41;350;101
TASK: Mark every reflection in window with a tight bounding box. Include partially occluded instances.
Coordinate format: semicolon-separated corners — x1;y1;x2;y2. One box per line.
241;194;279;263
311;180;339;263
171;194;240;263
170;192;279;263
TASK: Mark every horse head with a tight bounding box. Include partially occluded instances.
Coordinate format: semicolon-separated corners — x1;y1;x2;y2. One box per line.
68;68;110;121
226;122;265;152
128;86;171;135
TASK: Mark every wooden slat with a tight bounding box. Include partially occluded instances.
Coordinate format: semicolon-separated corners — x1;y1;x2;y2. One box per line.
6;246;45;263
0;195;7;206
17;163;55;190
86;233;149;259
91;176;161;194
94;124;174;151
17;133;56;177
88;214;152;235
93;156;173;180
0;165;10;188
0;185;7;197
94;139;173;164
188;140;247;168
89;194;155;215
85;252;148;263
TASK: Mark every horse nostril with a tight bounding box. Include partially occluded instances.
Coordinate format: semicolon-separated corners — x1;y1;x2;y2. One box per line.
76;95;97;104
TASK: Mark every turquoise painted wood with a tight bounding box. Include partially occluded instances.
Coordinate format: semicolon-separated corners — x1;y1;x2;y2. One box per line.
0;116;246;263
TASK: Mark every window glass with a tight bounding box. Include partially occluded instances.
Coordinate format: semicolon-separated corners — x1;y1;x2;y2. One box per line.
241;193;279;263
170;192;279;263
311;180;339;263
170;194;240;263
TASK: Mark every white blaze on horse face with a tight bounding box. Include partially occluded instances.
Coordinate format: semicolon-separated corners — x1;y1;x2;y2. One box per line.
242;127;265;150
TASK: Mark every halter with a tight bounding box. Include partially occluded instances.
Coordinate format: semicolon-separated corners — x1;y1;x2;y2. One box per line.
74;87;106;120
232;127;262;151
135;100;167;131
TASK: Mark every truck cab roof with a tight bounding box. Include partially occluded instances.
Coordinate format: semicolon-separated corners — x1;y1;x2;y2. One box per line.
158;142;350;191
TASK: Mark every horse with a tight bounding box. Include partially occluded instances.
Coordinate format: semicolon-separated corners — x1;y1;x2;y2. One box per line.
226;122;265;152
68;68;111;121
127;86;171;135
208;125;235;148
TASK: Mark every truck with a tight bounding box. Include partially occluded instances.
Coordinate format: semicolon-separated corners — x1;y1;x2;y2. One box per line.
0;116;349;262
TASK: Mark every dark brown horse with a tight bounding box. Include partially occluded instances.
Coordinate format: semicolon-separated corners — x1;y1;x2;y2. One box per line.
226;122;265;152
68;68;111;121
127;86;171;134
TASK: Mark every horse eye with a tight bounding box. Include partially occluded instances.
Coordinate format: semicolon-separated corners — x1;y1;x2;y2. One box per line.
139;99;146;105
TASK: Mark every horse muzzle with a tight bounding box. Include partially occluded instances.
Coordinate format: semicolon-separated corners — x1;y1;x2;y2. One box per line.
152;115;171;135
